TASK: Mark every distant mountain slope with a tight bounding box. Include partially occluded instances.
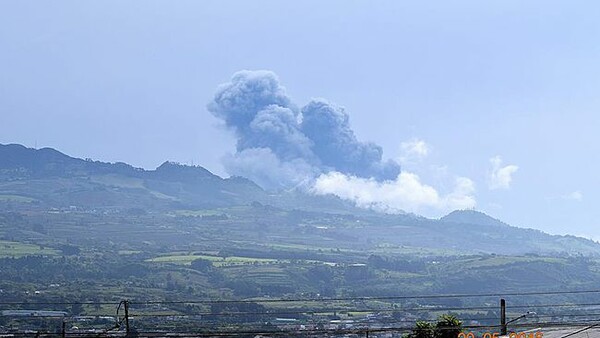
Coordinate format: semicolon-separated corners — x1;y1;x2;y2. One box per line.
0;143;352;212
0;143;268;209
441;210;510;228
0;143;140;178
1;143;599;256
433;210;600;255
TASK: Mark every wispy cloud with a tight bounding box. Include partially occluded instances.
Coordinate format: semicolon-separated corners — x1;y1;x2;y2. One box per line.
312;171;476;216
562;190;583;201
488;156;519;190
399;139;430;164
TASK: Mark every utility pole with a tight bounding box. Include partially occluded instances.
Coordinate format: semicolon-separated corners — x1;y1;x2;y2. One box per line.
124;300;130;336
500;298;507;335
61;320;66;338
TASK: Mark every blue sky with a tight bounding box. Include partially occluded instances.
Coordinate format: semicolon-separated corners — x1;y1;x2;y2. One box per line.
1;1;600;238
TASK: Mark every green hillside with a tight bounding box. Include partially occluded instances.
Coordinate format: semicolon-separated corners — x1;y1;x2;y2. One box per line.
2;143;600;333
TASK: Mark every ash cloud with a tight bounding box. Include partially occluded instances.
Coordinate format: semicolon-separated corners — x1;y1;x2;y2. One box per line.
208;70;400;190
301;100;400;180
209;70;293;131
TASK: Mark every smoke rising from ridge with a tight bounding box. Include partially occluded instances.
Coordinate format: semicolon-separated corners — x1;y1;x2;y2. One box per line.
301;100;400;180
208;70;400;189
208;70;476;215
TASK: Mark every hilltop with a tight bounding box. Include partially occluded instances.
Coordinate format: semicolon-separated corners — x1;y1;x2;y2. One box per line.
441;209;510;228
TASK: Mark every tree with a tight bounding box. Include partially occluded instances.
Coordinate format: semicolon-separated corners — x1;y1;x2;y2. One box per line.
407;315;462;338
70;302;84;316
435;314;462;338
408;321;435;338
190;258;213;272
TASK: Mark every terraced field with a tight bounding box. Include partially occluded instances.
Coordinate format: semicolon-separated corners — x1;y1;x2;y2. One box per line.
146;253;282;266
0;240;59;257
0;194;36;203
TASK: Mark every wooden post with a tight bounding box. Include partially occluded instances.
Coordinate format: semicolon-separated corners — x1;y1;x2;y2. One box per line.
500;298;507;335
124;300;130;336
61;320;66;338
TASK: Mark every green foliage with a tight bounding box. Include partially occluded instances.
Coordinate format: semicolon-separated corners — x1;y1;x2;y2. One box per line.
190;258;213;272
408;315;462;338
0;240;59;257
408;320;435;338
435;314;463;338
2;143;600;256
3;146;600;332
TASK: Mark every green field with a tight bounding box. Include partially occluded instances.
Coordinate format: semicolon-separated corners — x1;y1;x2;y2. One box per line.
90;175;178;200
0;194;36;203
449;255;566;270
146;253;282;266
171;209;225;217
0;240;59;257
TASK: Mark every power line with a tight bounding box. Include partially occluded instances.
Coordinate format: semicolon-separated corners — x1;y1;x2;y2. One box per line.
7;293;600;337
125;302;600;317
0;301;122;306
560;322;600;338
7;302;600;319
29;322;600;338
125;304;600;318
129;289;600;305
8;303;599;320
1;288;599;307
5;320;600;337
0;311;589;321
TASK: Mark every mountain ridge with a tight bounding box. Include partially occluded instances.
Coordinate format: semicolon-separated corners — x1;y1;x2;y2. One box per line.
0;143;358;212
0;143;597;256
